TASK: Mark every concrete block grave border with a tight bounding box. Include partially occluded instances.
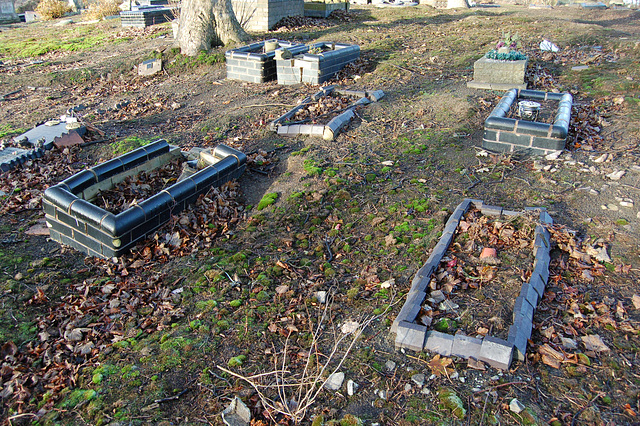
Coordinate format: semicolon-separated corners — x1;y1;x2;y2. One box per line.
269;85;384;140
304;1;348;18
225;39;309;83
43;140;246;259
392;199;553;370
483;88;573;156
120;7;177;28
276;41;360;85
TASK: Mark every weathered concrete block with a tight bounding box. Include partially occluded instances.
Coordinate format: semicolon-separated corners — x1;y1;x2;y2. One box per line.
451;334;482;359
478;336;513;370
395;321;427;352
424;330;454;357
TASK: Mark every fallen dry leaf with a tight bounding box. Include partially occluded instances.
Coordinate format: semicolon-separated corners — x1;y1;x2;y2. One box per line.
581;335;610;352
427;354;454;377
632;294;640;310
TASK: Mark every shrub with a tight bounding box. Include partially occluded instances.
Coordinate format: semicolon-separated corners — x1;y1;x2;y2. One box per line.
35;0;72;20
84;0;121;20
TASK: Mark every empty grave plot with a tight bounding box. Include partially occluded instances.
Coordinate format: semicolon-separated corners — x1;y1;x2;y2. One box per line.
425;208;537;342
392;199;553;370
43;140;246;258
270;85;383;140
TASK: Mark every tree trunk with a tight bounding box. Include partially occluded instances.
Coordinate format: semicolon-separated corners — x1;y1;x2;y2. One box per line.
176;0;250;56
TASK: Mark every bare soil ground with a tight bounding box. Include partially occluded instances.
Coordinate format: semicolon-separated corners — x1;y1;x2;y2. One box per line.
0;4;639;426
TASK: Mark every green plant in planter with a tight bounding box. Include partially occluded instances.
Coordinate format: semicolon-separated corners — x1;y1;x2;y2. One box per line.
485;31;527;61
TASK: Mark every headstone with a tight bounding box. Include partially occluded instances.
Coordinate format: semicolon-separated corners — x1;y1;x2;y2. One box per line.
138;58;162;76
0;0;18;23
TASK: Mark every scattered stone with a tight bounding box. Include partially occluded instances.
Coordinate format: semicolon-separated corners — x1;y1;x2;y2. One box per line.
381;160;394;166
25;221;49;236
385;360;396;371
411;373;425;387
560;337;578;350
430;290;445;303
571;65;589;71
377;389;391;400
404;383;412;392
605;204;619;211
171;102;181;110
619;199;634;207
347;379;358;396
545;151;562;160
421;387;431;395
341;320;359;334
450;371;459;380
324;372;345;391
380;278;394;289
221;396;251;426
315;290;327;303
14;272;23;281
632;294;640;310
275;285;289;295
593;153;611;163
606;170;625;180
439;299;459;312
509;398;525;414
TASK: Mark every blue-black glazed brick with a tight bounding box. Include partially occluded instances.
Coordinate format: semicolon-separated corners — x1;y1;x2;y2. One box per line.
60;170;97;194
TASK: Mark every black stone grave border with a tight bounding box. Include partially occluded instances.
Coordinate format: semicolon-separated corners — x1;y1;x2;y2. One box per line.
43;140;246;258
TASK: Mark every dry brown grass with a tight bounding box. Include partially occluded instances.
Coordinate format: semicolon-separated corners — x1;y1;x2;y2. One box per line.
34;0;72;19
83;0;121;20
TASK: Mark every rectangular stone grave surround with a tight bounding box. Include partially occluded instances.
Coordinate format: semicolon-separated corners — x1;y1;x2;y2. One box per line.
43;140;246;258
483;88;573;156
232;0;304;32
467;56;528;91
225;39;309;83
391;199;553;370
120;7;177;28
304;1;348;18
276;41;360;85
269;85;384;140
0;0;18;23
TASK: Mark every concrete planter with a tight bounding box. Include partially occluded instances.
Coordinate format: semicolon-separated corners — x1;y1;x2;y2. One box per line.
269;85;384;140
392;199;553;370
467;56;528;91
304;1;348;17
225;39;308;83
276;41;359;85
120;7;177;28
43;140;246;258
483;88;573;155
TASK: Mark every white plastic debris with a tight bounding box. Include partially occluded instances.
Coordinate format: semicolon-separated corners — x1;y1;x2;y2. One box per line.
540;39;560;52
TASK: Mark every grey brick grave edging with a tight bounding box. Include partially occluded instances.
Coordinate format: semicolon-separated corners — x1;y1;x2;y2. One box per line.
483;88;573;156
120;7;177;28
269;85;384;141
392;199;553;370
43;140;246;259
276;42;360;86
225;39;309;83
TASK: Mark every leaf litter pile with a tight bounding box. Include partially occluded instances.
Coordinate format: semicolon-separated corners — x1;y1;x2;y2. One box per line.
286;93;356;126
421;208;537;340
94;157;185;214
